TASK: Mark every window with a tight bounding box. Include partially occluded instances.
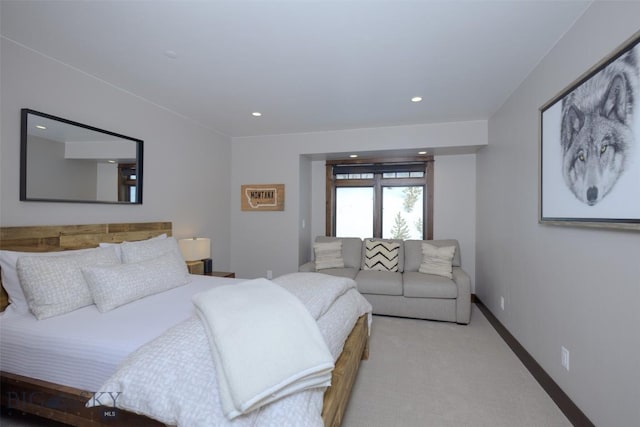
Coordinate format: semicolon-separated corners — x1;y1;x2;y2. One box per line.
335;187;374;237
326;157;433;239
118;163;138;203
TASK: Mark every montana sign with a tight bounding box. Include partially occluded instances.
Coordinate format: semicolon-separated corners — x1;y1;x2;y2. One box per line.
241;184;285;211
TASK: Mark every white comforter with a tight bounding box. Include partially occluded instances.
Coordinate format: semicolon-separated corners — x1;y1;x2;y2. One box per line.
88;273;372;427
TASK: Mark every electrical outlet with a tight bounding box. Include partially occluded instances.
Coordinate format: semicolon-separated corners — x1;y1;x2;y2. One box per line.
267;270;273;280
561;346;570;371
500;296;505;310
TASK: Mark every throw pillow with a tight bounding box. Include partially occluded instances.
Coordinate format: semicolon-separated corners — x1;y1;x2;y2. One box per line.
99;233;167;261
120;236;182;264
419;243;456;279
83;251;190;312
363;239;399;272
0;247;98;314
313;241;344;270
16;246;120;319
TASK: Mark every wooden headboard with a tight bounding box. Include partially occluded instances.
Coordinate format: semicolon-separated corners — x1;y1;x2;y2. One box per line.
0;221;172;311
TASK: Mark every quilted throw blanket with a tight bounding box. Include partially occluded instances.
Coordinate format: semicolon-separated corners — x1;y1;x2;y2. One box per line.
87;273;372;427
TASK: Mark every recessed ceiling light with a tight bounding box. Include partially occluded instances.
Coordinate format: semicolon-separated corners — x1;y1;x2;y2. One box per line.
418;151;427;155
35;125;46;130
252;112;262;117
349;154;358;158
107;160;116;164
411;96;423;103
164;50;178;59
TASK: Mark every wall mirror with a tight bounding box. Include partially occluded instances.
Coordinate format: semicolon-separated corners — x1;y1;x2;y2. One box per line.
20;109;143;204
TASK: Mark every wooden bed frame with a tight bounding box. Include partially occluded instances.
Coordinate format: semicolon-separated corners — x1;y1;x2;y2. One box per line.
0;222;369;427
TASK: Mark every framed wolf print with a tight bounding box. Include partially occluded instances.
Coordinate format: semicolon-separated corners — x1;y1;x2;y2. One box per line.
540;31;640;230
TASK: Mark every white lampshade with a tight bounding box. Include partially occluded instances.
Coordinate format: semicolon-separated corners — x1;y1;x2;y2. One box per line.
178;237;211;261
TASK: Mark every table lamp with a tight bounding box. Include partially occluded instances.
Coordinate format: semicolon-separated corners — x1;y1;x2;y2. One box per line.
178;237;212;274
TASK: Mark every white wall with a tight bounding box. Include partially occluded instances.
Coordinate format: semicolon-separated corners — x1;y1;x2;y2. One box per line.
96;162;118;201
298;156;313;267
231;121;486;282
26;136;96;200
230;135;305;279
476;3;640;426
0;38;233;270
433;154;476;286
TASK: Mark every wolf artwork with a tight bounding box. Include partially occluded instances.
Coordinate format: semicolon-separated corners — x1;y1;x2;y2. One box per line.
560;44;639;206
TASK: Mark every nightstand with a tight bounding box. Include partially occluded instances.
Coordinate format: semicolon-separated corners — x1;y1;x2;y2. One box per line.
186;261;204;275
205;271;236;278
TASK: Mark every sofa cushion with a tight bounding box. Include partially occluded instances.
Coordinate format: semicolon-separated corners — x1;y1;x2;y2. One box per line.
355;270;403;296
404;239;461;271
403;271;458;299
313;241;345;270
362;239;400;272
315;236;362;269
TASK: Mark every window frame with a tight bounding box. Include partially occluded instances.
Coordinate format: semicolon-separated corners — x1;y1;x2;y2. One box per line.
326;156;434;239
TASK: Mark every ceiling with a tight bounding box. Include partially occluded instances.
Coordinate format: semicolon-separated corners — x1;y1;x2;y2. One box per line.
1;1;590;138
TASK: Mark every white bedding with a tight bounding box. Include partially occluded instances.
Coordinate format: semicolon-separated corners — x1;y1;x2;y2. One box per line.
0;275;242;391
88;273;372;426
0;272;372;426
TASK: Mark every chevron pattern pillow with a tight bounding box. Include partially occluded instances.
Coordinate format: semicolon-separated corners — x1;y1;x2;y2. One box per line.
363;239;400;272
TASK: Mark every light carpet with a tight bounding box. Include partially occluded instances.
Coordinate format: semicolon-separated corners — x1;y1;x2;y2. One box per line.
342;306;571;427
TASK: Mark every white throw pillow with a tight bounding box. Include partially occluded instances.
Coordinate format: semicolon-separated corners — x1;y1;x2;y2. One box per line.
99;233;167;261
362;239;400;272
0;247;107;314
16;246;120;319
83;251;190;313
120;236;183;264
313;241;344;270
419;243;456;279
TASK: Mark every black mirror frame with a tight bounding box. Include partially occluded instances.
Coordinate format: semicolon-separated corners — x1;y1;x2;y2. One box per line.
20;109;144;204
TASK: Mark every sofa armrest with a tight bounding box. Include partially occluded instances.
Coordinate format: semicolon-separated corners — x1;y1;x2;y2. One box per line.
451;266;471;324
299;262;316;272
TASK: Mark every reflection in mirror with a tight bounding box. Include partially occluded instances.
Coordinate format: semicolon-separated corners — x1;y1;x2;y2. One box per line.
20;109;143;204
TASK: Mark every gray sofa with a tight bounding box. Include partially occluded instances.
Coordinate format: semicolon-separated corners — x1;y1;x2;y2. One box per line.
299;236;471;324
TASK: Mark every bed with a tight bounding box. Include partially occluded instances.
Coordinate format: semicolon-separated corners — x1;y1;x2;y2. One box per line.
0;222;371;427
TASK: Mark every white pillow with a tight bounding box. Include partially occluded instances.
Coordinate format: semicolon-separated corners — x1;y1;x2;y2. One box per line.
362;239;400;272
99;234;167;261
120;236;182;264
16;246;120;319
83;251;190;313
0;247;101;314
419;243;456;279
313;241;345;270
